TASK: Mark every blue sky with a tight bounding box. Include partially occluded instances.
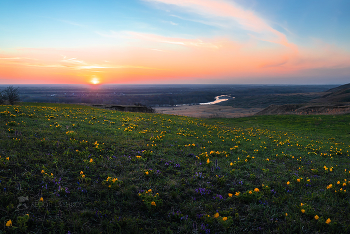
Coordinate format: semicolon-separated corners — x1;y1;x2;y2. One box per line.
0;0;349;84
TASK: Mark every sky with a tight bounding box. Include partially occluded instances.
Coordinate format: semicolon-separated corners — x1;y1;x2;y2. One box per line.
0;0;349;85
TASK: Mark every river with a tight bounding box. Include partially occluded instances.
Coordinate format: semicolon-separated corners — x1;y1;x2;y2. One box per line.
175;95;234;106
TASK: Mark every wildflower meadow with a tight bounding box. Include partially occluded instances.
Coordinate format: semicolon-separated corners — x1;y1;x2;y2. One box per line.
1;102;350;233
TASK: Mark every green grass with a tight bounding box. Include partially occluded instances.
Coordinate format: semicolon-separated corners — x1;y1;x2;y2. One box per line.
1;102;350;233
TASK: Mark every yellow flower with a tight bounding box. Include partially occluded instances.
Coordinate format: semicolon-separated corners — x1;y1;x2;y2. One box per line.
151;201;156;206
301;203;304;206
89;158;93;163
230;162;233;166
41;170;45;174
326;184;333;189
266;158;269;161
145;171;149;175
301;209;305;213
222;217;228;221
287;181;290;185
285;213;288;216
325;218;331;224
148;189;152;193
206;158;210;164
39;197;44;202
6;219;12;226
80;171;84;174
249;190;252;194
228;193;233;197
297;179;300;182
343;183;346;186
6;157;9;160
337;181;340;184
235;192;240;196
214;213;219;218
254;188;259;192
315;215;319;220
112;178;118;183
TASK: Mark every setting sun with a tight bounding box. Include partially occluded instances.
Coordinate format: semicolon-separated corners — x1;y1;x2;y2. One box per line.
90;76;100;85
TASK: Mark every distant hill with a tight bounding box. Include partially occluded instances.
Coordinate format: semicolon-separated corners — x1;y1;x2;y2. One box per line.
311;83;350;103
256;83;350;115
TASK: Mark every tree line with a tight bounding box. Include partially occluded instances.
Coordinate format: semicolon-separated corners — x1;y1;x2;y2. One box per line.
1;86;20;105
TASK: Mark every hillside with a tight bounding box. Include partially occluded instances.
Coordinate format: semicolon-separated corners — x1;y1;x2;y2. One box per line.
256;83;350;116
312;83;350;103
1;103;350;233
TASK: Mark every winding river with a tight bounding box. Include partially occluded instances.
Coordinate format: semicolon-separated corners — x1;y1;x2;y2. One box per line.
175;95;234;106
199;95;234;105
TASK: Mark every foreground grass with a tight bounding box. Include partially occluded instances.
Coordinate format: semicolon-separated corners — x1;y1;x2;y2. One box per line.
1;103;350;233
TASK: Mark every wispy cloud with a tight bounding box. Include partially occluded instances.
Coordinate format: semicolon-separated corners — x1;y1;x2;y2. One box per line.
120;31;222;49
144;0;297;50
0;57;37;60
162;20;178;26
60;56;163;70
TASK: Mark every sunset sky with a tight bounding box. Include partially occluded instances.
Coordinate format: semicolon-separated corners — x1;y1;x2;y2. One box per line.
0;0;349;85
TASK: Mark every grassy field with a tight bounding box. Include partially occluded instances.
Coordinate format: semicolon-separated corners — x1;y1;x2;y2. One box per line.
1;103;350;233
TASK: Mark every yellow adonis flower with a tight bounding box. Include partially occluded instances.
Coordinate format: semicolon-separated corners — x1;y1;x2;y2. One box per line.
89;158;93;163
315;215;319;220
249;191;252;194
214;213;219;218
297;179;301;182
80;171;84;174
145;171;149;175
326;218;331;224
222;217;228;221
206;158;210;164
151;201;156;206
228;193;233;197
41;170;45;174
301;209;305;213
254;188;259;192
287;181;290;185
82;174;85;178
39;197;44;202
6;220;12;226
235;192;240;196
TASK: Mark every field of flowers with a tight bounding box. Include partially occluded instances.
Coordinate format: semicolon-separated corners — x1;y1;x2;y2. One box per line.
1;102;350;233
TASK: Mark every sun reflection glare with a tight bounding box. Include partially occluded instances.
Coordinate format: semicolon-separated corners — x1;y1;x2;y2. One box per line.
90;76;100;85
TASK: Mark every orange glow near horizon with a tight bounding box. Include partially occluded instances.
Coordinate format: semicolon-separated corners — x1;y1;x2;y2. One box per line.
0;34;349;84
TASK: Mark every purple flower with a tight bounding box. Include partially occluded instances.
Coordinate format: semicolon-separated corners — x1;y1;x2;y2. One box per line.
213;194;224;200
195;188;211;195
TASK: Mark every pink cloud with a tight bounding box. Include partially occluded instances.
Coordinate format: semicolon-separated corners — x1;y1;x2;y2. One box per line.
144;0;297;51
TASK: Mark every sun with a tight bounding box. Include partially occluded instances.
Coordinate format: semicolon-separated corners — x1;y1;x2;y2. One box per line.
90;76;100;85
